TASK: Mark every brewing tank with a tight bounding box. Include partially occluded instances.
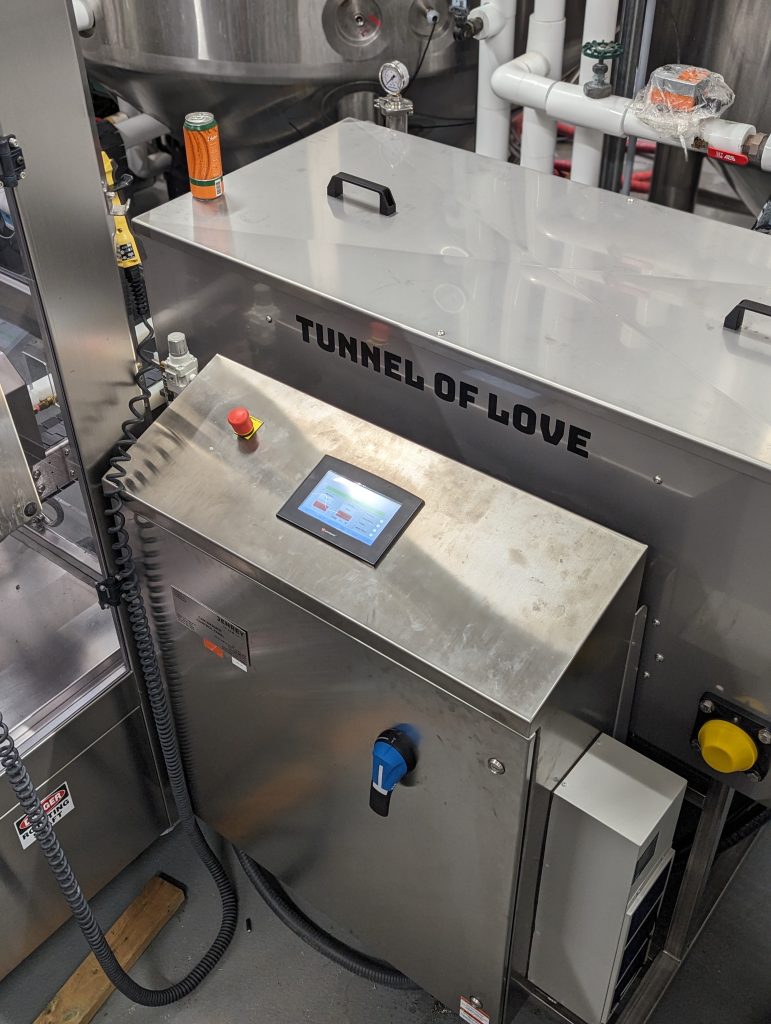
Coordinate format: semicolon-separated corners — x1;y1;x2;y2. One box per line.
81;0;476;169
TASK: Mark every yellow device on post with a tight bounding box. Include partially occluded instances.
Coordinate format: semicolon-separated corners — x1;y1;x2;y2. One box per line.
101;150;141;269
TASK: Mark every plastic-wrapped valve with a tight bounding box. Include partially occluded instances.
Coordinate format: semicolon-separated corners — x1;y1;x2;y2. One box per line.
631;65;735;151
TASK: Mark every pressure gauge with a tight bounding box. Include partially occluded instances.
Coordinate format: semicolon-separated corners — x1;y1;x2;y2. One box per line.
379;60;410;96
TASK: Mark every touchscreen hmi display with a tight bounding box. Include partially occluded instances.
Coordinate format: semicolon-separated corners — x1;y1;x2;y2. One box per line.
298;470;402;547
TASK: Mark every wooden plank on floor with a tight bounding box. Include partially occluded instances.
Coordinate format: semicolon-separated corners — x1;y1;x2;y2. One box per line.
33;875;186;1024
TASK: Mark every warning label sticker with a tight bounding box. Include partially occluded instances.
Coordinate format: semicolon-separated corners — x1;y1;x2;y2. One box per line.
171;587;250;669
460;997;490;1024
14;782;74;850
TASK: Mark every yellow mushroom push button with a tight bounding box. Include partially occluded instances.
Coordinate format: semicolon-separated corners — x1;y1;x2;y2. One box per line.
697;719;758;774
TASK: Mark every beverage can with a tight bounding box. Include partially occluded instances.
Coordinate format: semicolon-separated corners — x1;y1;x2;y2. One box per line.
183;112;224;200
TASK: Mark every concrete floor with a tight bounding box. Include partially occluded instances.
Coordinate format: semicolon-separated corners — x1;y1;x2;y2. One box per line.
2;824;770;1024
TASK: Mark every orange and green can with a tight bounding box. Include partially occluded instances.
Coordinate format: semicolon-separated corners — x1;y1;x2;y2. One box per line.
183;112;224;200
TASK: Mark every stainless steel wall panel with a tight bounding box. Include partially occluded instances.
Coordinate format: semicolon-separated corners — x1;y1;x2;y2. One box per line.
0;536;123;750
0;684;167;980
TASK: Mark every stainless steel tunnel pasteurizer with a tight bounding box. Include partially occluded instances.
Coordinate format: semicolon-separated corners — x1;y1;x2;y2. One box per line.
136;119;771;807
120;355;685;1024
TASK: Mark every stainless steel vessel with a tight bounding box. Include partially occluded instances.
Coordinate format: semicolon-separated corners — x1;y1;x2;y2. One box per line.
134;120;771;804
122;354;645;1024
81;0;475;169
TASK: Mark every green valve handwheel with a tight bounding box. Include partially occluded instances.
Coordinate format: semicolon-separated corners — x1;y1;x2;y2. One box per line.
581;39;624;61
581;40;624;98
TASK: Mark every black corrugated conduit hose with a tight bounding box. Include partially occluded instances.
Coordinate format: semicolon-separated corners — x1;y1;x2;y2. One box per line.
233;846;417;988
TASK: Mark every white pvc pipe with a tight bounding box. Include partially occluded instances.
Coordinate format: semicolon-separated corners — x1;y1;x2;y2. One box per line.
491;64;757;153
520;0;566;173
571;0;620;185
114;113;170;148
127;148;173;180
475;0;518;160
71;0;95;32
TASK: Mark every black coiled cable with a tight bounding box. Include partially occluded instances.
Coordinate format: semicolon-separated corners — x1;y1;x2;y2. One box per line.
122;265;152;324
0;320;237;1006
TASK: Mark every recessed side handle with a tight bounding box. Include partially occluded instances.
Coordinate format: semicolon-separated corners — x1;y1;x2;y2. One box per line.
327;171;397;217
723;299;771;333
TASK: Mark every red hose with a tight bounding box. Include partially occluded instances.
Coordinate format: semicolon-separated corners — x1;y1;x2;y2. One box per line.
512;109;656;192
553;158;652;192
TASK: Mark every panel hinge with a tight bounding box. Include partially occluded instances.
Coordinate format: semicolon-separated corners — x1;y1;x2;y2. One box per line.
0;134;26;189
96;576;122;609
31;442;79;500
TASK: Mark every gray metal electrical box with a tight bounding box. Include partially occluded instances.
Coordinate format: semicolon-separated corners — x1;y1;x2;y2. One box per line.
120;355;647;1024
528;734;686;1023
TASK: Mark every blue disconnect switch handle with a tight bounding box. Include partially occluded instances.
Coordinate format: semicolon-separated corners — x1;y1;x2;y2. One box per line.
370;728;417;817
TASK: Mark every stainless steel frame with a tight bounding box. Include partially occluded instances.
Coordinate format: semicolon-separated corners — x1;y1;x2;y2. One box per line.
616;782;733;1024
0;0;170;979
0;1;139;564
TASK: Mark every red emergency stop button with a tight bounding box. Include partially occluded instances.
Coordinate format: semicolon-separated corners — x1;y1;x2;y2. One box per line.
228;406;256;437
227;407;252;435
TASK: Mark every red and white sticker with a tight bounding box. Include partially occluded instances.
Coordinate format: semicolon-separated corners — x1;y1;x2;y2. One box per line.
14;782;74;850
460;997;490;1024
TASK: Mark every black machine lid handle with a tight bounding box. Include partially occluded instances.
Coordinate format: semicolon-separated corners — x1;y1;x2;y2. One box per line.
327;171;397;217
723;298;771;332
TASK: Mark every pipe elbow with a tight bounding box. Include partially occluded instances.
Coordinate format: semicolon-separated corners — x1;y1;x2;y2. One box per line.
491;53;552;106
